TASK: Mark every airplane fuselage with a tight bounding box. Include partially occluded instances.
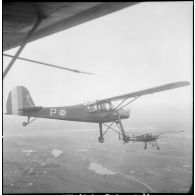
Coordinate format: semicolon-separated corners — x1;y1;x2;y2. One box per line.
135;134;158;142
21;104;129;123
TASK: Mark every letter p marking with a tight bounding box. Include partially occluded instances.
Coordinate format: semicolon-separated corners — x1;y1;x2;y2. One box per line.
50;108;57;116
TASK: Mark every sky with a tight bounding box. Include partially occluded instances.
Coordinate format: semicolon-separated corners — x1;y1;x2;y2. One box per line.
3;2;193;135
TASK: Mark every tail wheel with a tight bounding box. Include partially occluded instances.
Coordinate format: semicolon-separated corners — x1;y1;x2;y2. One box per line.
98;136;104;143
23;122;27;126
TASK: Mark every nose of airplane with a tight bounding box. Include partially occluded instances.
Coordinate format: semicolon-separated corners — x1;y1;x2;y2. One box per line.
118;109;129;119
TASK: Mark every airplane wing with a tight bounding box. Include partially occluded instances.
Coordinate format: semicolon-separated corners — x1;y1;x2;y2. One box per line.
153;130;184;138
130;130;184;137
87;81;190;105
3;2;138;51
5;106;42;115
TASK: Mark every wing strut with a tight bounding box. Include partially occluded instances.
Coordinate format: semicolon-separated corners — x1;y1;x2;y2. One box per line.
3;54;94;75
3;17;43;79
115;96;141;111
97;96;141;143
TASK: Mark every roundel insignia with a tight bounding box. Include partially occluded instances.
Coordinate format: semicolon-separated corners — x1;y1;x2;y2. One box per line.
59;109;66;116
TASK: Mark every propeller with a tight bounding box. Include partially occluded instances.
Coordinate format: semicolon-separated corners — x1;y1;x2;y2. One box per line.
3;53;94;75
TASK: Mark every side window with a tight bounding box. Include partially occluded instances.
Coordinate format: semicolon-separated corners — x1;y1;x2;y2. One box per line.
110;103;114;110
97;104;102;111
105;103;110;111
87;103;112;112
101;103;106;111
94;105;98;112
87;106;92;112
87;106;95;112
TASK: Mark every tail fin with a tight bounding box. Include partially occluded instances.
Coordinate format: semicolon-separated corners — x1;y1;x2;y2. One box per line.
6;86;35;115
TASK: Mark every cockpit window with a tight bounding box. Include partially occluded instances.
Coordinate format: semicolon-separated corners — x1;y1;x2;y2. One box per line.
87;102;113;112
101;103;106;111
105;103;111;110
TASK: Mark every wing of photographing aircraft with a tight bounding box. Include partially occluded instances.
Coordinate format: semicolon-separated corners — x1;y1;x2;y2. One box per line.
87;81;190;106
3;2;138;51
3;2;139;78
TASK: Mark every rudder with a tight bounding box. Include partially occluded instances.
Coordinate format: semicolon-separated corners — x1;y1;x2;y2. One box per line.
6;86;35;115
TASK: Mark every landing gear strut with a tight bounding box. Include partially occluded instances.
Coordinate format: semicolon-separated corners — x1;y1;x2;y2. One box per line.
144;142;147;149
98;136;104;143
154;140;160;150
97;116;129;144
22;116;36;126
115;116;129;143
23;122;28;126
119;132;121;140
145;140;160;150
98;123;104;143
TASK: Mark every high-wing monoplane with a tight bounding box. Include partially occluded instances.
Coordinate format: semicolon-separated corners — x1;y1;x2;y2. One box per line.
5;81;190;149
127;130;184;150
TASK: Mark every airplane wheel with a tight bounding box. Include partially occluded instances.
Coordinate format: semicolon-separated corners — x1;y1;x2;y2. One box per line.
123;136;129;143
23;122;27;126
98;136;104;143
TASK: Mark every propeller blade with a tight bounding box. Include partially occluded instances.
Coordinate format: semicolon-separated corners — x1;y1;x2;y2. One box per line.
3;54;94;75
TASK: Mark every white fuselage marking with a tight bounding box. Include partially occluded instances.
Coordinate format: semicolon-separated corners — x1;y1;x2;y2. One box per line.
11;87;19;114
50;108;57;116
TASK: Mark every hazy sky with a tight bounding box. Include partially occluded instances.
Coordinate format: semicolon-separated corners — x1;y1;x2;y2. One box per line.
3;2;192;135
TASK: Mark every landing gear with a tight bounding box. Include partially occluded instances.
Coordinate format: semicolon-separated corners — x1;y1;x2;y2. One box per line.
119;132;121;140
115;116;129;144
98;123;104;143
97;115;130;144
154;140;160;150
98;136;104;143
23;122;27;126
145;140;160;150
22;116;36;126
144;142;147;149
123;135;130;143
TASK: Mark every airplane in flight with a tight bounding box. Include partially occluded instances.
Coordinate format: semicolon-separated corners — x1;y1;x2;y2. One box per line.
5;81;190;150
127;130;184;150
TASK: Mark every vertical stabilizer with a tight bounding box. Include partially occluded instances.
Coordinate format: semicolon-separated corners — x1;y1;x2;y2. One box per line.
6;86;35;115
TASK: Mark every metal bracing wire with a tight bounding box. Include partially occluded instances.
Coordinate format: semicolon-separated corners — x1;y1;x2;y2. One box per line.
113;98;128;111
103;123;122;136
102;121;115;136
115;96;140;111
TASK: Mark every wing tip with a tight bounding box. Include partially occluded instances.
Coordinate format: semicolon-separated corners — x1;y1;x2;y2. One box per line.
180;81;190;85
176;81;190;87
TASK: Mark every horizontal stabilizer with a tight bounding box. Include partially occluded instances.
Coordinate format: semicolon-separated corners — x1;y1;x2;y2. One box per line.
19;106;42;112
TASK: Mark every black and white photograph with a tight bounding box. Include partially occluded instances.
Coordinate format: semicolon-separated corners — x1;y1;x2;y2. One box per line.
3;2;193;193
